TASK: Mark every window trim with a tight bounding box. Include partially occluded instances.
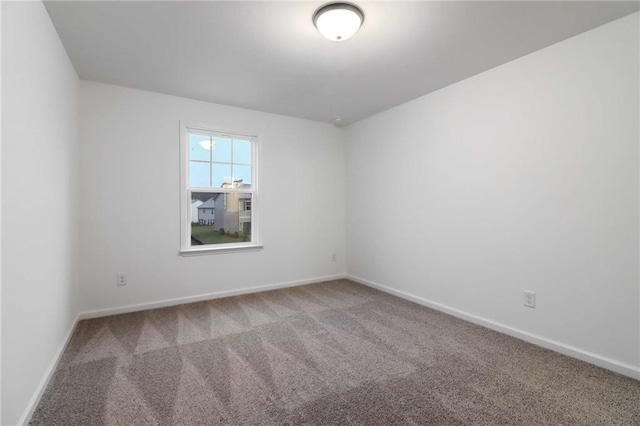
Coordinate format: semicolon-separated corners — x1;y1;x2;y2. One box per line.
179;121;262;255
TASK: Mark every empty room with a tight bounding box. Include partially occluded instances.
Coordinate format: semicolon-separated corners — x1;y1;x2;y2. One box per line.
2;1;639;424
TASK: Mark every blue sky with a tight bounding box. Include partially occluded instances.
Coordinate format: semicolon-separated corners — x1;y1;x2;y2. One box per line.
189;133;251;188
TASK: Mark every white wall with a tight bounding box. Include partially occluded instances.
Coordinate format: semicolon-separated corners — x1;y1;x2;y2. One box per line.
346;13;639;371
1;5;637;422
1;2;80;424
78;82;346;312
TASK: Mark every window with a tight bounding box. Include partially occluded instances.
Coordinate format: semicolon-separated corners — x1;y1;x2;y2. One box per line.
180;122;260;254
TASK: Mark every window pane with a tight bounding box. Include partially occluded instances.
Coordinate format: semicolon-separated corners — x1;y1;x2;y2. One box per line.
189;134;211;161
212;137;232;163
190;192;252;246
189;162;210;187
233;139;252;165
212;163;232;188
232;164;251;185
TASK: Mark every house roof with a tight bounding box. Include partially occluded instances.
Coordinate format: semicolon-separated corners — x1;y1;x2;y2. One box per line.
221;181;251;190
212;181;252;201
198;198;216;209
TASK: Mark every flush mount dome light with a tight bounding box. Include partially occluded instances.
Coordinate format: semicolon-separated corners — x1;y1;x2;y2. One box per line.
199;139;215;150
313;3;364;41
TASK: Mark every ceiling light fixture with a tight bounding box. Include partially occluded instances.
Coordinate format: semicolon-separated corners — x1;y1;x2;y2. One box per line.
313;3;364;42
199;139;215;150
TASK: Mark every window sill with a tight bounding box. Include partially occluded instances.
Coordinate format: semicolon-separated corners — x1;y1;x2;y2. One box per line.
179;244;264;256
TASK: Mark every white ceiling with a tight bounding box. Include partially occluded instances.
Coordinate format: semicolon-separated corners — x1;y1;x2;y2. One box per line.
45;1;639;125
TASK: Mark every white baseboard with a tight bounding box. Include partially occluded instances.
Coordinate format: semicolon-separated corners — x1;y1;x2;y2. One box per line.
19;274;346;423
20;272;636;425
347;274;640;381
18;313;80;425
79;274;347;320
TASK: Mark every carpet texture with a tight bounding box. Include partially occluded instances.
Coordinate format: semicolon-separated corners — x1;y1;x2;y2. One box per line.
31;279;640;425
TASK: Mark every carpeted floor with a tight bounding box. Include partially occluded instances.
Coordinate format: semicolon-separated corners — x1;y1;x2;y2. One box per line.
31;279;639;425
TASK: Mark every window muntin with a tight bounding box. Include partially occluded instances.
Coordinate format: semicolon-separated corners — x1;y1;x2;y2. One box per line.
181;123;259;253
188;134;253;189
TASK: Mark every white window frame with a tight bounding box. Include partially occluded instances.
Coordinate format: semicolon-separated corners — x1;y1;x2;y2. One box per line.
179;121;262;255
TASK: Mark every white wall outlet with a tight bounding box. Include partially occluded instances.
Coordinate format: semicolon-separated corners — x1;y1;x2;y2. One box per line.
331;253;337;262
117;273;127;286
523;290;535;308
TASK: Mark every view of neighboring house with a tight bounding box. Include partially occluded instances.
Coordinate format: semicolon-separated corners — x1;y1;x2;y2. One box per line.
214;180;252;235
197;198;215;224
190;199;203;223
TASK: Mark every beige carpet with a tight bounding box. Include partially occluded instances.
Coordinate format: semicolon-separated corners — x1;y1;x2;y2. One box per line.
31;279;639;425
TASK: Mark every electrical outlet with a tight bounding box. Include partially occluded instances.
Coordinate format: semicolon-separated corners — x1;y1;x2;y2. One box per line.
331;253;337;262
117;273;127;286
523;290;535;308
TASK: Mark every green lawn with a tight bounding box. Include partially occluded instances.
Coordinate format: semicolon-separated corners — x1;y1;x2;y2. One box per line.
191;224;244;245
